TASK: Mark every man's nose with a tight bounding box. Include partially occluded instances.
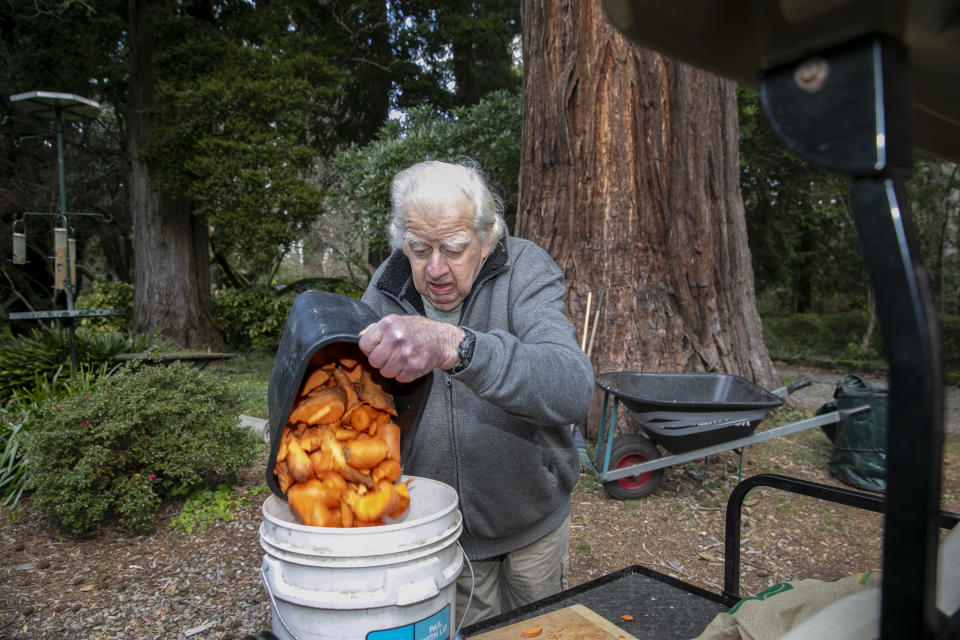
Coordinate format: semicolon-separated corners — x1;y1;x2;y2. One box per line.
426;250;448;277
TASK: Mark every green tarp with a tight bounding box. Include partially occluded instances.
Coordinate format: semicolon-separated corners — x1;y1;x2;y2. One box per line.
818;375;888;493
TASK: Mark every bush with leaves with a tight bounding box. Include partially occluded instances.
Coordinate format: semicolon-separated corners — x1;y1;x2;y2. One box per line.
0;366;106;508
0;327;152;402
23;360;260;534
75;277;135;335
213;278;363;351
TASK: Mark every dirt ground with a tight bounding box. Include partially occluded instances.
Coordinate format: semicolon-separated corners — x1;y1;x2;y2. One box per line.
2;364;958;639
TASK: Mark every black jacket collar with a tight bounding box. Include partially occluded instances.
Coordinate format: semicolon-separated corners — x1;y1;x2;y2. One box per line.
375;237;509;315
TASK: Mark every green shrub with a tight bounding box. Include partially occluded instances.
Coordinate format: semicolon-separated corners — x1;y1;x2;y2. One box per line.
941;314;960;373
0;366;107;508
213;285;295;351
75;277;135;335
23;360;260;534
213;278;363;350
763;311;960;376
0;417;28;508
762;311;887;371
171;483;250;533
0;328;152;402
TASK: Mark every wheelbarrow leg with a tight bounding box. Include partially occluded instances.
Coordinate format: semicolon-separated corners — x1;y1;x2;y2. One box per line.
594;390;620;475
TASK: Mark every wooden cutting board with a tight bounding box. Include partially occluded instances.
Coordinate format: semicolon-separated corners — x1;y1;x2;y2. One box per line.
468;604;640;640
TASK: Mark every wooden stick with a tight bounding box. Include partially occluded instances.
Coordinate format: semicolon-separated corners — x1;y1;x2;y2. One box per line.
580;290;592;352
586;289;604;359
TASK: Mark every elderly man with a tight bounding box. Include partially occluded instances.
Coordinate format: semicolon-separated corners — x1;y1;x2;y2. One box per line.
359;160;594;627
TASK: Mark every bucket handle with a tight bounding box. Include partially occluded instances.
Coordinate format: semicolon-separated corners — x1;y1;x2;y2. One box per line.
260;542;473;640
456;545;473;640
261;564;304;640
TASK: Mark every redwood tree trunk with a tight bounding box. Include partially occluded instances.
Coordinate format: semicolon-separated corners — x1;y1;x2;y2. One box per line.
518;0;775;438
127;0;225;350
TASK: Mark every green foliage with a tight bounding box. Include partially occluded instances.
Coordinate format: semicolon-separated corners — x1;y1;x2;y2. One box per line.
1;365;107;508
22;361;260;534
330;89;523;257
763;311;960;376
0;328;151;402
0;417;28;508
739;87;865;313
762;312;887;371
212;279;362;351
389;0;521;112
75;278;135;335
941;315;960;373
171;483;250;534
908;155;960;315
212;285;294;351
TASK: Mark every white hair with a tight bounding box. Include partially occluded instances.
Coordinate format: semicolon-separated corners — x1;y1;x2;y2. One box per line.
388;160;507;252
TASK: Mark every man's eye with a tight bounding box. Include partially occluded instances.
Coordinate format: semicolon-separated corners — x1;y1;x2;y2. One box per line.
412;247;431;259
444;247;465;258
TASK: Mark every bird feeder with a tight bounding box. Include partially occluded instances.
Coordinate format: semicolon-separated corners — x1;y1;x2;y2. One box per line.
11;218;26;264
54;225;67;292
68;236;76;285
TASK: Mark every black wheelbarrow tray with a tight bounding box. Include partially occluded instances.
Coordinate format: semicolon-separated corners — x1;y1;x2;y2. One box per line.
589;372;870;500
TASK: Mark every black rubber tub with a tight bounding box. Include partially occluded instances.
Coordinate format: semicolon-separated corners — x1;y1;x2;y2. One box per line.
264;290;433;499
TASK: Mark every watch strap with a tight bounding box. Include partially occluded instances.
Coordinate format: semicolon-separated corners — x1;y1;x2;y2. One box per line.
447;327;476;374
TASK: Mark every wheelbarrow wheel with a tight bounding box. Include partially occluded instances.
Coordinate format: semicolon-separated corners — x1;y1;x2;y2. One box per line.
602;434;663;500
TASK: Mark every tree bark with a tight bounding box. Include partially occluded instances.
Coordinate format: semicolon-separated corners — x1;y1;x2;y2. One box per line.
126;0;225;350
518;0;775;438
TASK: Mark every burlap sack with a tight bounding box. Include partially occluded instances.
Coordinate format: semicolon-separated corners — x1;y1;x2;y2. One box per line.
692;572;881;640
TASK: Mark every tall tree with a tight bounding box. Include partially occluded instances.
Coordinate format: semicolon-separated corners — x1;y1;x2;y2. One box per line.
518;0;775;436
390;0;521;113
126;0;222;348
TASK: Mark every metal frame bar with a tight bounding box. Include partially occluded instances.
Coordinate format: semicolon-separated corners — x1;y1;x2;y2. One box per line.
721;474;960;606
759;34;948;637
597;405;868;482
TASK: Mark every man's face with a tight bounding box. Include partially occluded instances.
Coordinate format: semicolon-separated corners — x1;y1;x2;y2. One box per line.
402;195;492;311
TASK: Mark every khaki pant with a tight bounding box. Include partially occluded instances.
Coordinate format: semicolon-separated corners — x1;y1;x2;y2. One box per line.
456;515;571;628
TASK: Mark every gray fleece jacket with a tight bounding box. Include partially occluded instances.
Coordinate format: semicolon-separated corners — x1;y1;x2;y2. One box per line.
361;235;594;560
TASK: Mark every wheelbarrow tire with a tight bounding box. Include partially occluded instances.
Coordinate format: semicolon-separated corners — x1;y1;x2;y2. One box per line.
602;434;663;500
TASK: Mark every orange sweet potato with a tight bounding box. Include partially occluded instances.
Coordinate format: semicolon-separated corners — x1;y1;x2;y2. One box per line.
344;437;389;470
289;387;347;425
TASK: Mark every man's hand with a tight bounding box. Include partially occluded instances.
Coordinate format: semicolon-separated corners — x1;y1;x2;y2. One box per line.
358;315;465;382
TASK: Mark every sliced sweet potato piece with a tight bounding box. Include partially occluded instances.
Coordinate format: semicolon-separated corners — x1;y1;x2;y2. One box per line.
289;387;347;425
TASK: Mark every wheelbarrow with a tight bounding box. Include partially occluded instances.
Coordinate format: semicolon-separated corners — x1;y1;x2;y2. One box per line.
589;372;870;500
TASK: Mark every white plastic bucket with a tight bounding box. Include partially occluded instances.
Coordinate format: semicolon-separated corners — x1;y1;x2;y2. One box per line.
260;476;463;640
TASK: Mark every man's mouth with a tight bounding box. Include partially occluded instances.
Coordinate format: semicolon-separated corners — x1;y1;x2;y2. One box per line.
429;282;454;296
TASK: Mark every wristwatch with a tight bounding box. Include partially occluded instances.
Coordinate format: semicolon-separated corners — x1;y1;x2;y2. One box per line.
447;328;476;374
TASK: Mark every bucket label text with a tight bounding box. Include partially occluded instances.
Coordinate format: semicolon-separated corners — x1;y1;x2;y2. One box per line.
367;605;450;640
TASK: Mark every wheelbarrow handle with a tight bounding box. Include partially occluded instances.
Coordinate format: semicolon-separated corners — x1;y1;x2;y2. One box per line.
771;378;813;399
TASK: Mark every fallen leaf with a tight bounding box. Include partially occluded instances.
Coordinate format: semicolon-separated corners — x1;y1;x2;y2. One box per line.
78;584;95;592
698;552;720;562
620;614;634;621
521;626;543;638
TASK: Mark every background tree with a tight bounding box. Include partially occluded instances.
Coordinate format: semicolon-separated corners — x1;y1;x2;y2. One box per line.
1;0;522;348
738;88;865;315
518;0;776;436
0;0;129;314
389;0;521;112
909;153;960;316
